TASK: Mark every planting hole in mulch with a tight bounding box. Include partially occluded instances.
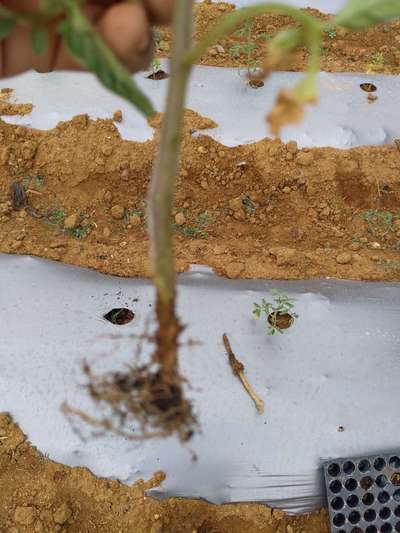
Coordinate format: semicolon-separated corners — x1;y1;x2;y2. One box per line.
103;308;135;325
267;312;293;331
360;82;377;92
248;79;265;89
147;70;169;80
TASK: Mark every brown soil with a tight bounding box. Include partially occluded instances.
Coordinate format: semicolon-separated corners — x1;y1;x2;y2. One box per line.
0;88;33;116
1;112;400;281
268;312;293;330
155;2;400;75
0;413;329;533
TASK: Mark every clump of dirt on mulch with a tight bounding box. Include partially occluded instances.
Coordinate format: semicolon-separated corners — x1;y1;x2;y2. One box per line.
155;1;400;75
0;413;330;532
1;112;400;282
0;88;33;116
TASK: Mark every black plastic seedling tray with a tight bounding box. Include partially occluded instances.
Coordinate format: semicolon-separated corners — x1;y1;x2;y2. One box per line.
325;454;400;532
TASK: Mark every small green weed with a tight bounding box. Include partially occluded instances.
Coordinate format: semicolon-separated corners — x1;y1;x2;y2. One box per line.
253;290;298;335
46;208;66;227
125;208;144;222
362;209;399;235
372;52;385;66
366;52;385;73
241;195;257;213
325;28;337;39
229;20;267;74
65;223;92;240
45;209;91;239
176;211;214;239
22;175;45;190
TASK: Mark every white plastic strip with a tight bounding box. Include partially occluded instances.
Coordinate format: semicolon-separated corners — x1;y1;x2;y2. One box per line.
1;255;400;514
201;0;347;12
2;67;398;148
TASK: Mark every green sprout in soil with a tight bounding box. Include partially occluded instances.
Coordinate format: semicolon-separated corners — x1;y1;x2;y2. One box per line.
125;208;144;222
45;209;91;239
229;19;263;75
65;223;92;240
372;51;385;66
241;195;257;213
366;51;386;73
176;211;214;239
362;209;399;235
325;28;337;39
46;208;66;227
253;290;298;335
22;175;45;190
151;58;161;74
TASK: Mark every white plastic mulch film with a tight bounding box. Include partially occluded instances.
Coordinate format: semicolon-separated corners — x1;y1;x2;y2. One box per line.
201;0;347;10
1;256;400;514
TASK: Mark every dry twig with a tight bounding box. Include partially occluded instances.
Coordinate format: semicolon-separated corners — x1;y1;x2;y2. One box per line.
222;334;264;414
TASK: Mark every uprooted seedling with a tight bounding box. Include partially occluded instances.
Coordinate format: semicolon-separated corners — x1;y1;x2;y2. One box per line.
253;290;298;335
63;328;197;442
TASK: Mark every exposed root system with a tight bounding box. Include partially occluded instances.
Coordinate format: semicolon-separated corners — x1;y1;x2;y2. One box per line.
63;327;197;442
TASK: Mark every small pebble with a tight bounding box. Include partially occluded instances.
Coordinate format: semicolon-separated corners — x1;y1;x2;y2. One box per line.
370;241;381;249
110;205;125;220
63;213;79;230
14;506;35;526
53;503;72;525
101;145;113;157
129;214;141;227
174;212;186;225
113;110;123;122
286;140;298;154
103;227;112;238
336;252;352;265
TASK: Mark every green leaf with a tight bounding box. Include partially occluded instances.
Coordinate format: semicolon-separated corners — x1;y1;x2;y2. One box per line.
39;0;64;17
0;16;16;40
334;0;400;29
31;25;48;54
59;0;155;118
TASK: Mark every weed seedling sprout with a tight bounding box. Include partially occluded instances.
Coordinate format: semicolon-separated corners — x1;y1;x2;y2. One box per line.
253;290;298;335
325;28;337;39
362;209;399;235
366;51;386;73
176;211;214;239
229;19;261;77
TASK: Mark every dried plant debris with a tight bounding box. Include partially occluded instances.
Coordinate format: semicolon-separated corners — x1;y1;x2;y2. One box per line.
222;334;264;414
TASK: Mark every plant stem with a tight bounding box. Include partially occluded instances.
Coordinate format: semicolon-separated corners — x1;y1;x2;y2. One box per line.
147;0;194;372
